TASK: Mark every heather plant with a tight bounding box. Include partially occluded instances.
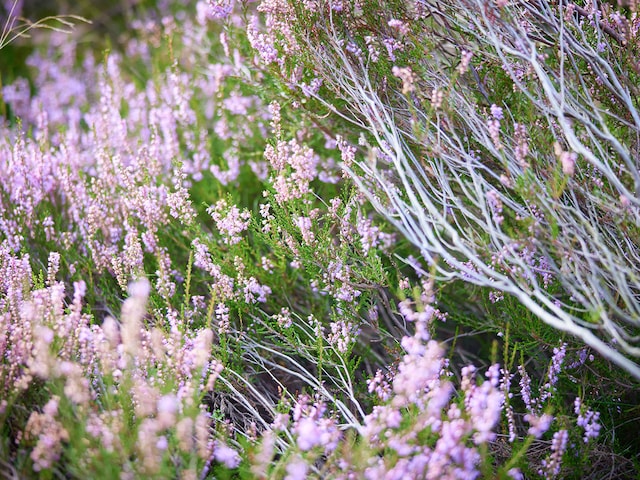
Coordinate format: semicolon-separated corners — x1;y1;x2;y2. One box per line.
0;254;236;478
271;0;640;380
0;0;639;478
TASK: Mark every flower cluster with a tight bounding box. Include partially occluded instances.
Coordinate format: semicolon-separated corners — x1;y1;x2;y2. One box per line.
208;199;252;245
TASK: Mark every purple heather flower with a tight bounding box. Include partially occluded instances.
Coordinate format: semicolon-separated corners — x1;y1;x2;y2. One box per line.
540;429;568;479
560;151;577;176
541;343;567;403
575;397;601;442
285;457;308;480
214;443;241;469
295;417;321;451
490;104;504;120
508;468;524;480
524;413;554;438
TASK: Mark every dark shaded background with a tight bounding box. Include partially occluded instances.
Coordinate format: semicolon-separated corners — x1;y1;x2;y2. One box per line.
1;0;153;90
